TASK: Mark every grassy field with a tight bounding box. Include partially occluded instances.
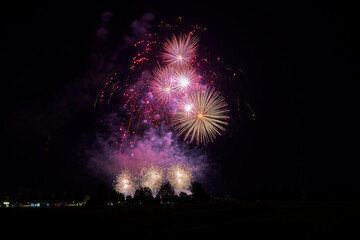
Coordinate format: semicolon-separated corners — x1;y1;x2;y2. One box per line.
1;201;358;238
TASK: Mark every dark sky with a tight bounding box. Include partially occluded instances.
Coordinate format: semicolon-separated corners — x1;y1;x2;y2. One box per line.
1;1;358;195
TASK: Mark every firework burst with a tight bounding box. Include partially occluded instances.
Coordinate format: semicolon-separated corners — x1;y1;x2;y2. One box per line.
113;168;138;197
150;65;177;103
162;34;199;68
173;66;198;92
140;164;165;194
166;163;192;194
173;87;229;144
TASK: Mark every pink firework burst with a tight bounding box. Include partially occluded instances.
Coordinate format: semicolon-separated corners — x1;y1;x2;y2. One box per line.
162;34;199;68
150;65;177;103
173;66;198;92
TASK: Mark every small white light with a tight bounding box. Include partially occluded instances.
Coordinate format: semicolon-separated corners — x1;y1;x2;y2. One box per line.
184;104;192;112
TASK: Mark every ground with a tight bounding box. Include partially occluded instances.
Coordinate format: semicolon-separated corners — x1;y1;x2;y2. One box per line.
1;201;358;238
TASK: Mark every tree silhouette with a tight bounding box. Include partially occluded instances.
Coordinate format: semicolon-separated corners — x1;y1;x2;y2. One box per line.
74;188;85;203
191;182;210;203
157;182;175;203
88;183;108;206
110;189;125;205
118;192;125;202
134;187;154;205
125;195;134;206
179;192;192;204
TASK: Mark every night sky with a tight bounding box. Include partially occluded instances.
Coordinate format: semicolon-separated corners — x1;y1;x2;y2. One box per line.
1;1;358;196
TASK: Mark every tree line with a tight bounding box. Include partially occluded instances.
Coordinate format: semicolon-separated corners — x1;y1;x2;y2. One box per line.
4;183;356;207
88;181;210;206
0;181;210;207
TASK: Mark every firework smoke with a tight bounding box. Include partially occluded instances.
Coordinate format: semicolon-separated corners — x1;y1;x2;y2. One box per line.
88;125;209;184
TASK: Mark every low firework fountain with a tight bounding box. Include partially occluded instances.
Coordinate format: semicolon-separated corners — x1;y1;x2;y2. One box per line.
166;163;192;194
113;168;138;197
139;164;165;195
